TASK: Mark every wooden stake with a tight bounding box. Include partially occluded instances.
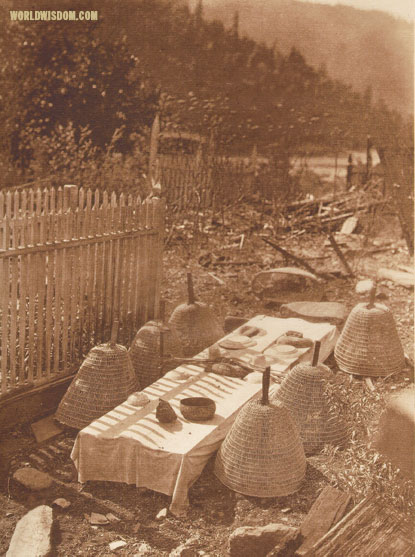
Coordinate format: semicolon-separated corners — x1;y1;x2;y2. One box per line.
109;319;119;347
261;366;271;405
312;341;321;366
187;272;195;304
159;299;165;323
367;283;377;308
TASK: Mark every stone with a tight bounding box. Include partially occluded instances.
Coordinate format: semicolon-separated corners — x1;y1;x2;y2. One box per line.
156;507;168;520
170;538;200;557
7;505;53;557
372;387;415;478
31;416;63;443
106;513;120;522
109;540;127;551
134;542;152;556
13;467;53;491
228;524;300;557
52;498;71;509
89;512;110;525
169;545;198;557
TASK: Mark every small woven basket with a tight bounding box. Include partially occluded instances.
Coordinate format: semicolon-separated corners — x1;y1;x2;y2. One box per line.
214;368;306;497
129;303;183;389
334;298;405;377
272;347;349;455
168;273;223;357
56;342;138;430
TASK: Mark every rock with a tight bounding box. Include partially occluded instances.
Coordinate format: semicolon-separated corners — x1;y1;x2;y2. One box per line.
134;542;152;556
169;545;198;557
156;507;168;520
372;387;415;479
52;498;71;509
106;513;120;522
13;467;53;491
89;512;110;525
109;540;127;551
7;505;53;557
228;524;300;557
170;537;200;557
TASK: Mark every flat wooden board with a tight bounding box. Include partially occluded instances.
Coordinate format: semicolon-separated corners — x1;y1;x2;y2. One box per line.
296;486;351;556
31;415;63;443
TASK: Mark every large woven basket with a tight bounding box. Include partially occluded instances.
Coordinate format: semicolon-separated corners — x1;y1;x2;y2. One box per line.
56;343;138;430
168;273;223;357
129;319;183;389
334;302;405;377
272;362;349;454
214;368;306;497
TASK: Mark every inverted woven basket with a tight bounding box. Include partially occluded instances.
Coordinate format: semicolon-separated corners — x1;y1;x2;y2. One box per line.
56;343;138;430
272;363;349;454
168;302;223;357
129;320;183;389
334;302;405;377
214;399;306;497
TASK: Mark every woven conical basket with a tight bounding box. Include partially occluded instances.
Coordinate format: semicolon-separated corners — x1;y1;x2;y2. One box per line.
56;343;138;430
272;362;349;454
168;273;223;357
129;320;183;389
214;368;306;497
334;302;405;377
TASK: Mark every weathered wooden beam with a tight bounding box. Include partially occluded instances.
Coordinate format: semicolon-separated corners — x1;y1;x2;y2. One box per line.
328;234;355;277
296;486;351;556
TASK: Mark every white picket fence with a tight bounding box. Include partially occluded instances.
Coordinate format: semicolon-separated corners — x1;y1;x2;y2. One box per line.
0;185;164;397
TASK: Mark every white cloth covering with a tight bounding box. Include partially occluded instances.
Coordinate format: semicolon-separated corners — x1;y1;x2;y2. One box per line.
71;315;338;515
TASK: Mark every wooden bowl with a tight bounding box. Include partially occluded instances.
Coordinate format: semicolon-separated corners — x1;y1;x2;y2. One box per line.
180;397;216;421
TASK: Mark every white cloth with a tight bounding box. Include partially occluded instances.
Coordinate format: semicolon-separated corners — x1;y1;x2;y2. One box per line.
71;315;338;515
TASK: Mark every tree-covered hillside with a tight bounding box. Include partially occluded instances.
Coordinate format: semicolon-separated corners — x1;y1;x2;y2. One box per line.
0;0;410;177
201;0;414;115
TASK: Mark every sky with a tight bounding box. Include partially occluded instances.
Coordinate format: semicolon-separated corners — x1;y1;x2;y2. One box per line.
302;0;414;21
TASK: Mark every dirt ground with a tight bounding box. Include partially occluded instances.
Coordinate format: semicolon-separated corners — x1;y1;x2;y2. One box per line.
0;203;413;556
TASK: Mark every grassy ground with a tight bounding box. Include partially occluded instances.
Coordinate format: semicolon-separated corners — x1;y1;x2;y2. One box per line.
0;201;413;556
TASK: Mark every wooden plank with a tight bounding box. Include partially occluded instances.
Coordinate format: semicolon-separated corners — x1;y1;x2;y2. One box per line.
102;202;114;341
94;203;105;343
44;224;55;379
139;199;151;325
61;212;71;372
77;207;88;358
153;198;165;322
377;268;414;289
26;216;36;384
36;214;47;381
9;221;19;389
18;245;28;384
124;198;136;339
84;202;95;348
111;197;123;327
53;213;63;375
68;211;80;360
1;232;10;392
0;227;157;258
296;486;352;556
133;196;143;331
309;496;413;557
